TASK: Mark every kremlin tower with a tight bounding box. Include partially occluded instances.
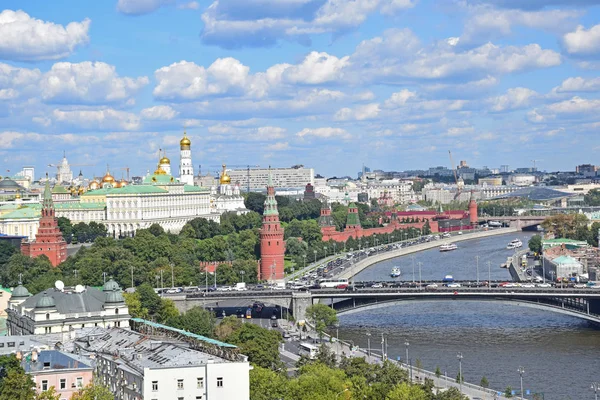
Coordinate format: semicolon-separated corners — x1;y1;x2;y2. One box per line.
468;191;478;227
21;177;67;267
259;168;285;281
179;131;194;186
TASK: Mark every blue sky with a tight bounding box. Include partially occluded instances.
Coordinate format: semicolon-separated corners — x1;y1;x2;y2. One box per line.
1;0;600;179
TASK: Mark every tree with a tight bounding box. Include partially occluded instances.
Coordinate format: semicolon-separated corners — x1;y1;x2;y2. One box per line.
385;382;427;400
70;382;113;400
480;376;489;388
584;189;600;206
245;192;266;214
528;235;542;254
136;283;162;317
35;387;60;400
123;292;148;319
305;303;338;340
434;387;469;400
249;366;288;400
170;306;215;337
217;319;282;370
0;369;35;400
287;363;350;400
148;223;165;237
504;386;514;398
456;372;463;383
435;366;441;378
157;298;180;324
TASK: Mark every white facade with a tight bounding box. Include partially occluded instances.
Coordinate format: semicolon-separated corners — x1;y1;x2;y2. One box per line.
508;174;536;186
366;179;415;205
179;133;194;186
56;156;73;184
228;167;314;190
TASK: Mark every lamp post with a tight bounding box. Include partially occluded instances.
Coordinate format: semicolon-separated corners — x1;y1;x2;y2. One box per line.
381;332;385;361
366;332;371;360
418;262;423;290
160;269;164;292
303;254;306;270
333;242;337;255
334;322;339;341
542;252;546;284
102;272;107;284
270;262;275;289
518;366;525;399
240;270;245;283
405;341;411;382
170;263;174;288
457;352;463;395
592;382;599;400
475;255;480;286
324;246;328;257
487;261;491;290
350;248;354;286
411;256;416;283
314;250;317;264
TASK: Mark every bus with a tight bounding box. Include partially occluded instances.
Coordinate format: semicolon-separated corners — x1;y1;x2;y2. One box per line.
298;342;319;360
318;278;349;289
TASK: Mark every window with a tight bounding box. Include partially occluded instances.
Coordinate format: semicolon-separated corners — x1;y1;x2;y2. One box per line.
197;377;204;389
76;377;83;388
216;377;223;388
46;313;50;320
196;397;203;400
19;341;24;346
41;380;48;391
7;342;14;347
43;361;50;369
152;381;158;391
60;379;66;389
177;379;184;390
115;308;119;314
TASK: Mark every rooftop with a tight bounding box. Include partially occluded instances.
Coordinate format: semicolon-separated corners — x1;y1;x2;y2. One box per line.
21;350;92;373
19;285;126;314
491;187;575;201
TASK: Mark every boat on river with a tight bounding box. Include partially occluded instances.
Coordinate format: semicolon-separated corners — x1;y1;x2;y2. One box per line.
440;243;458;252
390;267;401;278
506;239;523;249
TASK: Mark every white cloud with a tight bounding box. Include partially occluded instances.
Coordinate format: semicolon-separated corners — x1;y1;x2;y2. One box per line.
200;0;415;49
383;89;416;107
546;96;600;115
266;142;290;150
51;109;141;130
0;10;90;61
488;87;538;112
116;0;175;15
563;24;600;56
445;126;475;136
0;131;42;148
177;1;199;10
254;126;286;140
554;77;600;93
334;103;380;121
280;52;349;84
141;105;179;120
460;6;581;46
41;62;148;104
296;127;350;139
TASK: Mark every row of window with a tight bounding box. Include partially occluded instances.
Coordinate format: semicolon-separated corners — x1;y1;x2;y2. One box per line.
151;376;222;391
41;377;83;391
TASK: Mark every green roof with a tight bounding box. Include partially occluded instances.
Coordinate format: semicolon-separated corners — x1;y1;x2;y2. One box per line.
552;255;581;265
183;185;206;193
130;318;237;348
346;209;361;227
142;173;178;185
542;238;588;250
55;202;106;210
0;207;40;219
51;185;69;194
82;185;168;196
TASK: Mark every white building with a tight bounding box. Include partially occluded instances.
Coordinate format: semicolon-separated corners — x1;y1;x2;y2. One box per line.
211;165;248;215
6;280;130;336
56;155;73;184
508;174;536;186
179;132;194;186
228;166;314;190
73;324;250;400
365;179;415;205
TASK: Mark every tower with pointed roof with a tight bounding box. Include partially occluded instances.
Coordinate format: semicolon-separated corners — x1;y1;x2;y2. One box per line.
259;168;285;281
21;176;67;266
179;130;194;186
345;199;361;230
468;190;478;227
318;198;335;229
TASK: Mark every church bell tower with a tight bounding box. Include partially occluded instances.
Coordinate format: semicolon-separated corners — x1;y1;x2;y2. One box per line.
179;131;194;185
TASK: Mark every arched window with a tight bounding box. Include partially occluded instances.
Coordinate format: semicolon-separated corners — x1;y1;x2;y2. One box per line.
115;308;119;315
46;313;50;320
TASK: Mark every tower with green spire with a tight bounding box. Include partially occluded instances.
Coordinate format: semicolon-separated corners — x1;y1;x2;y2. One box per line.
345;195;361;230
259;167;285;281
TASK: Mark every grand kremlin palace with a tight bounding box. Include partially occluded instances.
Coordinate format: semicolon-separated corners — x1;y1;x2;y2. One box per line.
0;132;246;239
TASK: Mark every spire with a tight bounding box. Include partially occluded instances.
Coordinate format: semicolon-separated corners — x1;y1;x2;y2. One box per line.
42;173;54;210
267;165;273;188
263;166;278;216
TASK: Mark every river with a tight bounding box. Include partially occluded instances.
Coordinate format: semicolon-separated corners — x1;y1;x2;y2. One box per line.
339;232;600;400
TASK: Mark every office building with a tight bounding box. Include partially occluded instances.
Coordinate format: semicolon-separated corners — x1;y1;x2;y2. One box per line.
228;166;314;190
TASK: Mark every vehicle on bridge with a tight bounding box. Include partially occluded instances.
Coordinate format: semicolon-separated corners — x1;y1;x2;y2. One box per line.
319;278;349;289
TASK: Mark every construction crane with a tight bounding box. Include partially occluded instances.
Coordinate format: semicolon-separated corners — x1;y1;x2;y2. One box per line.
448;150;464;200
531;159;541;171
207;164;260;193
114;167;130;181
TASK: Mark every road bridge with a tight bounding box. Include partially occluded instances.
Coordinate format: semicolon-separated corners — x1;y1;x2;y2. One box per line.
479;216;546;229
168;287;600;325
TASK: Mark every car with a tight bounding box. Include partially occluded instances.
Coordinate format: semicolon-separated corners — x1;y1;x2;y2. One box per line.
574;283;587;288
254;284;265;291
457;231;463;235
536;283;552;288
371;283;383;288
521;283;536;288
425;283;438;290
446;283;461;288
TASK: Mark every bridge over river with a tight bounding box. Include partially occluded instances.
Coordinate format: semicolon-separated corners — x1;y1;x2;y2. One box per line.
168;287;600;325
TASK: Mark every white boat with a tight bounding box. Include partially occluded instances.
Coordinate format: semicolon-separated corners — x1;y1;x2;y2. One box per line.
439;243;458;252
390;267;401;278
506;239;523;249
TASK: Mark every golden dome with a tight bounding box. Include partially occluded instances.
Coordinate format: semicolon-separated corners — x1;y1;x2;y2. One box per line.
153;167;167;175
113;181;122;189
102;172;116;184
159;156;170;165
88;180;100;190
220;164;231;185
78;187;85;195
119;179;128;187
14;191;21;199
180;132;191;148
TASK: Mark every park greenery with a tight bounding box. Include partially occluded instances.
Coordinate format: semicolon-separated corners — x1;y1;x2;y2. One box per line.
56;218;107;244
305;303;338;339
541;214;600;247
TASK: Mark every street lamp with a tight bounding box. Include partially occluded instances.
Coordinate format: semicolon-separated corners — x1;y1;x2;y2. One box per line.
366;332;372;359
518;366;525;399
314;250;317;264
324;246;328;257
334;322;340;341
303;254;307;269
487;261;491;290
592;382;599;400
333;242;337;255
417;262;423;289
239;270;245;283
475;255;480;286
457;352;463;394
404;341;411;382
170;263;175;288
411;256;416;283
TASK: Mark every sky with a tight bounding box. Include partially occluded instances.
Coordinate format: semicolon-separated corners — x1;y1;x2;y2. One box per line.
1;0;600;179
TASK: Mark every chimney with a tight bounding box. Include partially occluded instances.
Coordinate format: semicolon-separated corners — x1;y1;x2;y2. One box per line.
31;350;38;362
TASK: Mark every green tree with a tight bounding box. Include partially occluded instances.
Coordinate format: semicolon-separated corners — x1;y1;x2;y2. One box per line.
528;235;542;254
456;372;463;383
305;303;338;340
480;376;489;388
385;382;427;400
170;306;215;336
156;298;180;324
249;366;288;400
123;292;148;319
584;189;600;206
136;283;162;317
245;192;266;214
504;386;514;398
434;387;469;400
148;223;165;237
287;363;350;400
70;382;113;400
217;319;282;370
35;387;60;400
0;368;35;400
435;366;441;378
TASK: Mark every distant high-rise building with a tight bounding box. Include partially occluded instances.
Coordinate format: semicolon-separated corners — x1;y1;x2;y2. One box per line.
576;164;598;177
56;154;72;183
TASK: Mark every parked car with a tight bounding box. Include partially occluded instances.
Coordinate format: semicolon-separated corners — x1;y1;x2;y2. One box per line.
446;283;461;288
425;283;438;291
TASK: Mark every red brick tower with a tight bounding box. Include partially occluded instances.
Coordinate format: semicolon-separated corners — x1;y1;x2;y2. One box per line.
21;178;67;266
259;168;285;281
468;191;478;227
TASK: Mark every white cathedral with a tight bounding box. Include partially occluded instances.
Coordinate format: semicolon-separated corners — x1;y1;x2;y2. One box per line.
211;165;249;215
